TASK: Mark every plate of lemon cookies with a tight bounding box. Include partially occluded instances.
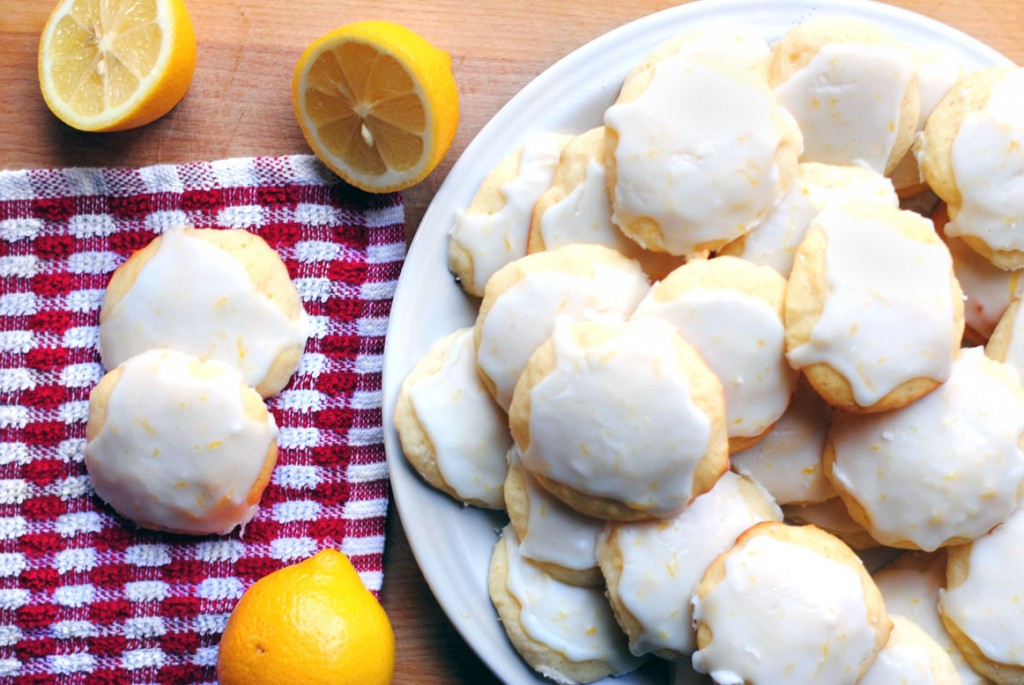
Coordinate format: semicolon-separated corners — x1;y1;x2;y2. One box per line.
383;1;1020;683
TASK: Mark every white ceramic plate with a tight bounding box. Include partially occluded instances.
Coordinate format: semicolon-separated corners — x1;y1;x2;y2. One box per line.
381;1;1012;683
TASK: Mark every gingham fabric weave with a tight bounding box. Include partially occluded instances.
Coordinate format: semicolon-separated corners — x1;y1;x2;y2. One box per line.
0;155;405;683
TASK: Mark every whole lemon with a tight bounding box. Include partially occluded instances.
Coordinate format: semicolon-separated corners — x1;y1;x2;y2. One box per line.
216;549;395;685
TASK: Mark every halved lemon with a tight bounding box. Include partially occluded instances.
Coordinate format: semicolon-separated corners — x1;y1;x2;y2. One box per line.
292;21;460;193
38;0;197;132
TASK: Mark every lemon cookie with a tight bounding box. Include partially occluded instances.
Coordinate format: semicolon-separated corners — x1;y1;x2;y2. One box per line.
985;297;1024;386
888;46;966;197
783;497;879;550
948;231;1024;344
634;256;797;452
859;615;962;685
770;16;919;175
448;132;572;296
826;347;1024;551
504;450;605;587
488;524;646;684
474;243;649;411
918;67;1024;270
874;551;989;685
691;521;892;685
718;162;899;276
604;42;801;257
84;348;279;536
596;471;780;659
940;505;1024;685
394;327;511;509
99;226;308;398
629;23;771;79
528;127;684;280
785;201;964;413
509;316;728;521
731;379;835;506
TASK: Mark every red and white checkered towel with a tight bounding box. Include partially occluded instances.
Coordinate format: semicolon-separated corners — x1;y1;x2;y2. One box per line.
0;155;405;683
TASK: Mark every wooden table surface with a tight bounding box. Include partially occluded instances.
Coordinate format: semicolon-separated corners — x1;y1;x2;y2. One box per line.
1;1;1022;683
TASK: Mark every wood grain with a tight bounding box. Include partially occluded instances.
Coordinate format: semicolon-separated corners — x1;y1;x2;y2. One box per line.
1;1;1021;682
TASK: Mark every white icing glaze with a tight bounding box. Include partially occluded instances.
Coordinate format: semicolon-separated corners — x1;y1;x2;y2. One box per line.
539;159;619;251
940;504;1024;667
786;205;957;406
537;153;686;278
774;43;916;173
783;498;871;541
605;55;788;256
450;133;569;294
500;525;643;676
995;302;1024;387
858;616;940;685
732;381;835;505
691;533;879;684
731;163;898;276
635;287;794;440
84;348;278;535
604;471;780;656
946;68;1024;253
522;317;712;518
890;45;966;191
949;235;1024;340
409;328;511;507
671;23;771;73
830;347;1024;551
99;227;308;390
476;260;649;410
874;556;989;685
511;456;604;573
916;46;965;130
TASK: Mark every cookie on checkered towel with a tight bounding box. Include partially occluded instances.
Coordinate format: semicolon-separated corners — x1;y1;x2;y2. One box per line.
84;348;279;536
99;225;308;398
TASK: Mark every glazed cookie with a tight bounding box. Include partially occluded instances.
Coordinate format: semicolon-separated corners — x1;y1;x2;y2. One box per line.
718;162;899;277
596;471;781;659
84;348;279;536
691;521;892;684
448;132;572;296
509;316;728;521
731;379;835;506
940;505;1024;685
826;347;1024;551
859;615;962;685
505;450;605;587
874;551;989;685
948;233;1024;344
783;497;879;550
604;41;801;257
488;525;646;684
394;328;511;509
769;16;919;175
917;67;1024;270
630;22;771;79
986;297;1024;386
528;127;685;280
633;256;797;452
474;243;649;411
99;226;308;398
888;46;966;197
785;201;964;413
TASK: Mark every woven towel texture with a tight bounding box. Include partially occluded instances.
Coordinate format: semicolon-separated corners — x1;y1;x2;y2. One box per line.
0;155;404;684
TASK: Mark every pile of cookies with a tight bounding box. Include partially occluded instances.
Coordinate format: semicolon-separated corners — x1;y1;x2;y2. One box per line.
395;14;1024;685
84;227;308;536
